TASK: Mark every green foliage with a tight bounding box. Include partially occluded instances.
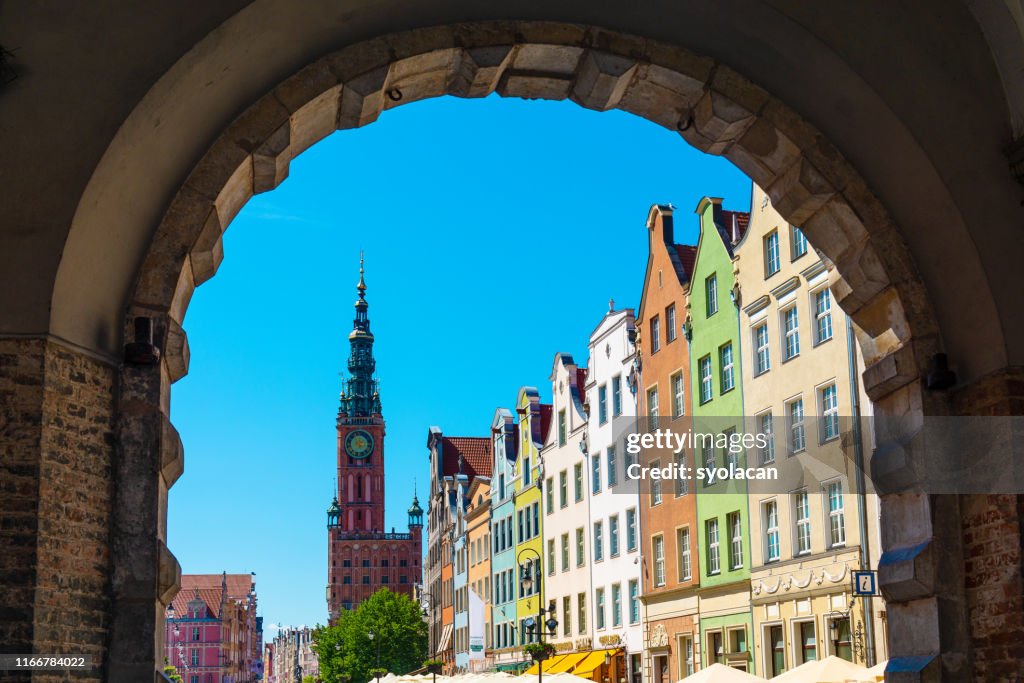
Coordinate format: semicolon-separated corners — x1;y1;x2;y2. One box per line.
422;659;444;673
523;641;556;662
302;677;316;683
312;588;428;683
163;665;183;683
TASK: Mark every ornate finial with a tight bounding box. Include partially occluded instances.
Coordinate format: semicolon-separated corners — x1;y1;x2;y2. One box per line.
357;251;366;296
609;298;615;312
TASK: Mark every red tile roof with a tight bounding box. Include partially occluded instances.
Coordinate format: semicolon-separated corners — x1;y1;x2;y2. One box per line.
721;210;751;245
539;404;553;444
672;244;698;284
440;437;493;479
171;574;253;618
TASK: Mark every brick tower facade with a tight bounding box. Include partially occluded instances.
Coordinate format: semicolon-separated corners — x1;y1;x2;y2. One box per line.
327;256;423;623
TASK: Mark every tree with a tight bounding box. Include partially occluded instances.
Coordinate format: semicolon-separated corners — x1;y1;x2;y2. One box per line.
313;588;428;683
162;665;183;683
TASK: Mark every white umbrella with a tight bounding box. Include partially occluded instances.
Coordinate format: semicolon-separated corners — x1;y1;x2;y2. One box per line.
773;656;870;683
863;661;887;682
677;663;766;683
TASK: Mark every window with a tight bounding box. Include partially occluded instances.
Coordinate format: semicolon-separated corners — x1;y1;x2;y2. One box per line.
794;490;811;555
707;518;720;574
563;596;572;637
782;306;800;360
674;451;688;497
598;384;608;425
652;535;666;586
628;579;640;624
518;510;524;542
831;617;853;661
611;583;622;627
558;409;567;446
546;476;554;514
612;376;622;416
577;592;587;633
650;315;661;353
788;398;806;453
626;508;638;551
191;649;199;667
646;386;659;432
680;635;695;677
607;446;617;488
728;511;743;569
677;527;691;581
754;323;770;375
729;627;748;656
523;455;532;486
797;621;817;664
759;412;775;464
533;502;540;539
547;538;555;576
609;515;620;556
191;626;200;641
826;480;846;547
650;458;662;505
561;533;570;572
765;230;781;276
764;500;780;562
709;631;724;665
768;624;786;676
596;587;606;629
791;224;808;259
594;521;604;562
576;527;585;567
591;454;601;494
699;355;713;403
723;427;740;469
814;288;833;344
706;274;718;316
702;440;715;486
671;372;685;417
559;470;568;508
719;343;735;392
820;383;839;442
574;463;583;502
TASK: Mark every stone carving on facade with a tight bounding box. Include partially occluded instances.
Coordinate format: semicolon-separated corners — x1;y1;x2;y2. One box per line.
650;624;669;648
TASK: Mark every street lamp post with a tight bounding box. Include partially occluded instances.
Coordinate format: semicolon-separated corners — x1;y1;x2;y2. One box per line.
517;547;558;683
368;628;382;683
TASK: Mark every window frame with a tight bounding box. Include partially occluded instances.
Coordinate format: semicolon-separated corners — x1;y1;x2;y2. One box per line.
652;533;666;587
764;229;781;277
676;526;692;582
706;274;719;317
812;286;834;346
781;304;800;361
753;322;770;375
666;303;677;342
699;355;713;404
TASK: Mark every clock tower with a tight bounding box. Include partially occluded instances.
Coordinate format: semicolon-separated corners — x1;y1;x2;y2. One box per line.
326;255;423;623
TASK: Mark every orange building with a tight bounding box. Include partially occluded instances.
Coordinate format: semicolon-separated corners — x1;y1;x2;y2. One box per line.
636;205;702;681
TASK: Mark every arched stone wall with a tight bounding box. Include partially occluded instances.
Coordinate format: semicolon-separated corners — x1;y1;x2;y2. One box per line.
109;21;967;682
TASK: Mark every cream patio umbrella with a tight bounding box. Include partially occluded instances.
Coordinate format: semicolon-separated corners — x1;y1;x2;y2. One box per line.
773;656;870;683
863;661;887;682
677;663;766;683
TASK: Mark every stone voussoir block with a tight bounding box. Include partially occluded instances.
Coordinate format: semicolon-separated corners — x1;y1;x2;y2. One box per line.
253;122;291;193
273;59;341;115
879;539;938;603
767;157;835;226
690;88;756;153
448;45;514;98
618;62;705;129
497;70;574;101
383;49;461;110
189;209;224;287
862;338;919;401
160;419;183;489
133;187;210;310
337;66;389;129
289;84;343;158
570;50;637;112
164;318;190;384
215;155;253;230
725;116;801;189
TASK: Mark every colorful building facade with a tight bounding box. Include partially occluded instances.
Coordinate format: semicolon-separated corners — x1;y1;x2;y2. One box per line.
488;408;520;671
513;387;549;649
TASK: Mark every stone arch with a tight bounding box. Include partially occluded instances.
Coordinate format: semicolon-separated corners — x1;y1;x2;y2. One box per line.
112;20;964;682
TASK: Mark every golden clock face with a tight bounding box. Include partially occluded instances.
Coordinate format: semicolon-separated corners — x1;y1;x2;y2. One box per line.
345;430;374;459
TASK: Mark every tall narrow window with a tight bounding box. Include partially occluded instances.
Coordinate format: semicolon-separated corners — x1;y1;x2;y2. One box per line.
682;635;695;676
769;624;786;676
666;304;677;342
650;459;662;506
561;533;569;572
674;451;688;497
677;527;691;581
820;383;839;441
607;446;617;488
626;508;638;552
814;288;833;344
707;519;720;575
598;385;608;425
783;306;800;360
702;440;715;481
798;622;817;663
559;470;568;508
754;323;770;375
728;511;743;569
791;225;808;259
546;476;554;514
611;583;622;627
609;514;620;556
574;463;583;502
720;343;735;393
653;535;666;586
759;412;775;464
577;593;587;633
563;596;572;637
628;580;640;624
547;538;555;576
523;455;532;486
576;527;585;567
596;587;606;629
706;274;718;316
593;520;604;562
764;500;780;562
699;356;713;403
788;398;806;453
612;376;622;416
671;372;685;417
591;454;602;494
650;315;661;353
794;490;811;555
827;481;846;547
764;230;781;276
647;386;659;432
558;409;567;446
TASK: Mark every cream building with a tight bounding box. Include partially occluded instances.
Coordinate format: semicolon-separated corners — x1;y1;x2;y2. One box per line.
734;184;886;677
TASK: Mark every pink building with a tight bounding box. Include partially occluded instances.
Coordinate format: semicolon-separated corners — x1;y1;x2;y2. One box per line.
165;573;261;683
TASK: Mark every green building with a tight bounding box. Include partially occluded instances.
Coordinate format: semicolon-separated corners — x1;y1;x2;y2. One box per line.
686;197;755;672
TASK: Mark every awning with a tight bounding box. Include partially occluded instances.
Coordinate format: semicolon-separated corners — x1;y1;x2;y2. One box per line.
523;653;566;675
549;653;589;673
437;624;454;654
570;648;621;679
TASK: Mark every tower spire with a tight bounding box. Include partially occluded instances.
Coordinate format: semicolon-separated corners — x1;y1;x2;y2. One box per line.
338;252;380;420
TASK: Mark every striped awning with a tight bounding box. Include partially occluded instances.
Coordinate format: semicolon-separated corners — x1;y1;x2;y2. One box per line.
437;624;454;654
569;648;621;679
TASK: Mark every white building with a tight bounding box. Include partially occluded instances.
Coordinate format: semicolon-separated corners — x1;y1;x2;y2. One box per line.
584;306;643;683
539;353;593;656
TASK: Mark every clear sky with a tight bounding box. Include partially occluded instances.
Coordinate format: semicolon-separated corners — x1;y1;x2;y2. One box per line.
167;93;751;637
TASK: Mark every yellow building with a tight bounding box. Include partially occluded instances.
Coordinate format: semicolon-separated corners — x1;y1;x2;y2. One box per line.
513;387;550;650
734;184;887;676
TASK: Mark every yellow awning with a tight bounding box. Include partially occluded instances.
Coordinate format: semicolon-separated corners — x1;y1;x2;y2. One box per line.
549;652;589;673
570;648;621;679
522;653;567;676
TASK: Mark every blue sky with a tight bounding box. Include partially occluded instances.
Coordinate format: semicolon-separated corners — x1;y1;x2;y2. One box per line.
168;93;751;635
